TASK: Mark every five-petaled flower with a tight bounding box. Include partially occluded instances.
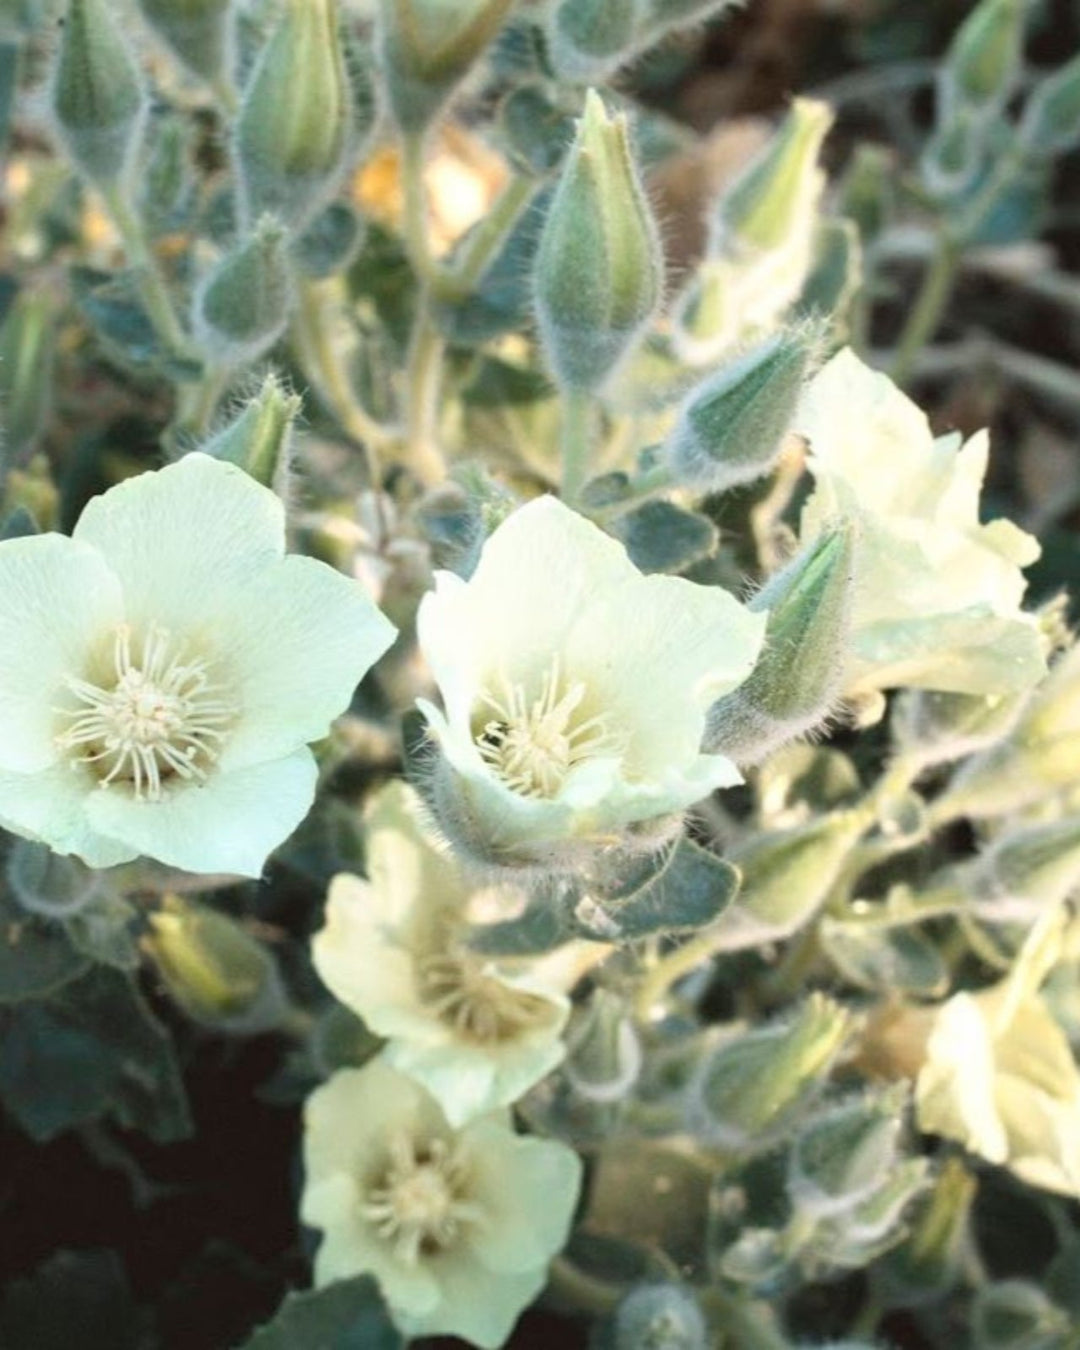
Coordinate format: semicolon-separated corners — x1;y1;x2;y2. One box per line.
301;1058;582;1348
415;494;767;872
0;454;396;876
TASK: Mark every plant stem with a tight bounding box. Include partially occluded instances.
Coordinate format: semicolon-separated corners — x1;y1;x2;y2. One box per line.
437;172;536;300
560;386;592;504
103;186;191;361
401;132;438;289
403;312;448;485
889;229;960;386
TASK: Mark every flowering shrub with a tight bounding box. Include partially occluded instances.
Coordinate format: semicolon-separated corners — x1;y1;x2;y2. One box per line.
3;1;1080;1347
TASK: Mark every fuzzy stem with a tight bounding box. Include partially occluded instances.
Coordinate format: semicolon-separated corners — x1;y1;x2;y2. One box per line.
436;172;536;300
889;229;960;387
560;386;593;504
103;185;192;360
403;312;448;485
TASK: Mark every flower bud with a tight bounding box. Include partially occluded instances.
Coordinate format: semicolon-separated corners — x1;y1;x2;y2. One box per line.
534;89;663;392
564;988;642;1104
664;325;821;494
669;260;739;364
941;0;1025;124
882;1157;976;1304
549;0;639;83
686;994;850;1151
145;896;286;1032
376;0;512;134
705;524;855;765
193;216;294;366
234;0;350;233
140;116;194;235
612;1284;708;1350
920;106;986;200
50;0;146;190
138;0;233;85
711;98;833;258
0;288;56;460
6;839;101;919
1019;54;1080;159
839;144;894;245
201;371;301;489
788;1086;907;1219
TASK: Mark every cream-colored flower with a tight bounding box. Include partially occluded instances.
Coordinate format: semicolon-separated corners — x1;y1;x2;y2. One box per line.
313;780;572;1126
796;349;1045;699
301;1059;582;1348
917;909;1080;1197
0;454;396;876
415;495;767;870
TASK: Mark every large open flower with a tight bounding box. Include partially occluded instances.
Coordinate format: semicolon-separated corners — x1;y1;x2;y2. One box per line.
796;349;1045;699
415;495;767;870
313;780;572;1126
301;1059;582;1348
0;454;396;876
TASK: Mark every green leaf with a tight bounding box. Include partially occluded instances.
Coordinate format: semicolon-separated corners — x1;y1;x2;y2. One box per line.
70;266;200;378
610;500;718;575
415;485;484;577
500;84;574;176
293;202;365;280
0;889;90;1005
467;887;575;956
820;918;949;997
0;42;17;165
0;966;191;1142
238;1277;403;1350
0;1250;139;1350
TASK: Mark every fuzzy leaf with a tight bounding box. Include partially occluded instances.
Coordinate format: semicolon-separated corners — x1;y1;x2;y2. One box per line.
238;1277;402;1350
611;500;718;575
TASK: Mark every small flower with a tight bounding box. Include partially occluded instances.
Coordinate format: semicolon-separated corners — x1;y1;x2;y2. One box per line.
796;348;1045;700
415;495;767;872
313;780;571;1126
301;1059;582;1348
0;454;396;876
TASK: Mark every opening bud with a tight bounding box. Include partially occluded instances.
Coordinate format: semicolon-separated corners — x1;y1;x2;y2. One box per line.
377;0;512;134
612;1283;708;1350
788;1086;908;1220
941;0;1026;125
234;0;350;233
706;523;855;765
686;993;850;1151
1019;53;1080;159
201;371;301;489
534;89;663;392
193;216;294;366
50;0;146;190
549;0;640;83
138;0;233;86
145;896;286;1033
664;324;823;495
564;988;643;1104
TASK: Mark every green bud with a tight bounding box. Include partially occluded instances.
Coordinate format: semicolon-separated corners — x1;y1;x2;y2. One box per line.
971;1281;1072;1349
788;1086;907;1219
706;524;855;765
613;1284;708;1350
194;216;294;365
839;143;895;244
201;372;301;488
713;97;833;256
664;324;822;494
534;89;662;391
50;0;146;190
942;0;1025;122
687;993;850;1150
140;116;194;235
564;988;642;1103
6;839;101;919
234;0;350;233
550;0;639;82
921;106;986;200
377;0;512;134
883;1157;977;1304
138;0;232;85
1019;54;1080;159
0;288;56;464
829;1156;929;1251
145;896;285;1032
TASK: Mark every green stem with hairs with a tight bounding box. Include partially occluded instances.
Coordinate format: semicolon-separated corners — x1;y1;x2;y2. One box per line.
560;386;593;504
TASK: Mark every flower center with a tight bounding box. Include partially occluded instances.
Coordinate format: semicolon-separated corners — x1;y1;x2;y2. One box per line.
362;1134;480;1265
416;947;558;1046
54;624;237;801
475;657;621;800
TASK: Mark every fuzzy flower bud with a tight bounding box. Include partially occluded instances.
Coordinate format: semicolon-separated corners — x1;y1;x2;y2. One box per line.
706;524;855;765
1019;53;1080;159
138;0;232;85
193;216;294;366
534;90;663;392
564;988;642;1104
663;325;821;495
376;0;512;134
788;1086;908;1220
612;1284;708;1350
50;0;146;190
941;0;1025;125
234;0;350;233
202;373;301;490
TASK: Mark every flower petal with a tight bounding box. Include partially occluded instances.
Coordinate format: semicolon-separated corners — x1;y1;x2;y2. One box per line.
0;763;137;868
84;749;318;877
398;1252;547;1349
0;534;124;772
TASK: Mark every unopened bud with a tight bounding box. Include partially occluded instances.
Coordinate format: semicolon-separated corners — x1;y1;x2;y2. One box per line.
201;372;301;489
0;288;56;460
883;1157;976;1304
788;1086;907;1219
145;896;285;1032
971;1281;1072;1349
706;524;855;765
839;144;895;244
138;0;232;85
564;988;642;1103
664;325;822;494
549;0;639;82
941;0;1025;124
50;0;146;190
613;1284;708;1350
687;993;850;1150
6;839;101;918
377;0;512;134
670;260;738;364
140;116;193;235
234;0;350;233
193;216;294;365
534;89;663;391
1019;54;1080;158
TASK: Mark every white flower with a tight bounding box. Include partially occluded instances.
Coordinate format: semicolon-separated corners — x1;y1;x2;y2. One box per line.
917;909;1080;1198
796;349;1045;699
313;779;572;1126
415;495;767;870
0;454;396;876
301;1059;582;1348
